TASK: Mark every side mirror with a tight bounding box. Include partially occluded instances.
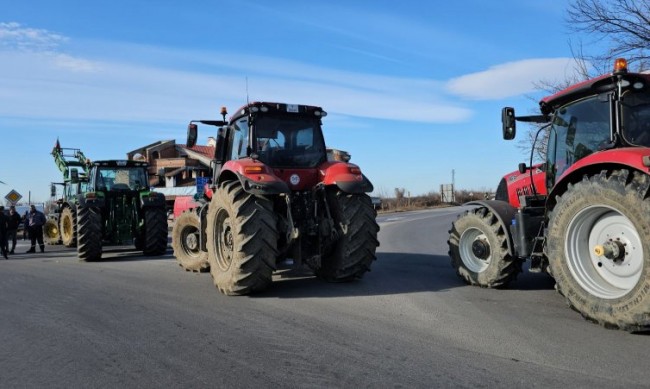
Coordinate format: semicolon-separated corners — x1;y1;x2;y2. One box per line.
502;107;516;140
518;163;527;174
187;123;198;148
70;168;79;183
50;184;56;197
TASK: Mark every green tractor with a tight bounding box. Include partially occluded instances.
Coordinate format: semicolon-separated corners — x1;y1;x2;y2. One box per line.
45;140;91;246
72;160;168;261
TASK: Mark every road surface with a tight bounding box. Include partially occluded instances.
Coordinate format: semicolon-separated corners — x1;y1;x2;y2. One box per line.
1;207;649;388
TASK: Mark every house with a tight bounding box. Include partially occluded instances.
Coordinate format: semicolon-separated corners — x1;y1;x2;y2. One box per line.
126;139;216;209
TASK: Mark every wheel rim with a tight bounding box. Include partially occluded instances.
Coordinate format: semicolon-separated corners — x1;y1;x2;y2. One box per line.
214;209;234;271
565;205;643;299
45;223;58;238
62;214;72;240
181;225;201;258
459;227;491;273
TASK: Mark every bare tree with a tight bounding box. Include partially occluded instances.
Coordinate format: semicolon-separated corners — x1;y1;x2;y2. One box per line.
519;0;650;160
568;0;650;71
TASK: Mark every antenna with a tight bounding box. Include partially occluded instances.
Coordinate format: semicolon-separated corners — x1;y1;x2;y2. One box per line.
245;76;250;106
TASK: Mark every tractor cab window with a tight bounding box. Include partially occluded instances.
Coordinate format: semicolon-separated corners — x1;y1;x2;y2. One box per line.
621;90;650;147
547;96;611;181
253;115;326;168
229;119;250;160
96;168;147;191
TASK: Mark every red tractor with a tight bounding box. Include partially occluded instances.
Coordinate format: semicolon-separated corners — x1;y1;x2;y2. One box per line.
172;102;379;295
448;59;650;331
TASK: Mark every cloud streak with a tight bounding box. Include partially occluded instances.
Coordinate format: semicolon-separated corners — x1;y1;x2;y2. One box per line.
0;22;67;52
445;58;581;100
0;22;582;129
0;23;472;124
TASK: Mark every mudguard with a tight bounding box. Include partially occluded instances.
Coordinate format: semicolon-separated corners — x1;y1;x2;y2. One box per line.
141;191;166;207
549;147;650;202
78;193;105;208
221;160;290;195
463;200;517;257
319;162;373;193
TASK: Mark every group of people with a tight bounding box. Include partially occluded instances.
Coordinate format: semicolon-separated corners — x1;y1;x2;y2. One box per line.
0;204;46;259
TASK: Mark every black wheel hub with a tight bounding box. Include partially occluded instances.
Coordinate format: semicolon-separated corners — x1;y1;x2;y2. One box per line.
472;239;490;260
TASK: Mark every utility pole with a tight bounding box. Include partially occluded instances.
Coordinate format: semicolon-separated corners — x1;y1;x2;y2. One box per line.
451;169;456;202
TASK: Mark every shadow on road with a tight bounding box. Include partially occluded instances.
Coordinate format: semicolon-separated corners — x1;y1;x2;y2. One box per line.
255;252;465;298
6;245;174;263
255;252;556;298
96;246;173;262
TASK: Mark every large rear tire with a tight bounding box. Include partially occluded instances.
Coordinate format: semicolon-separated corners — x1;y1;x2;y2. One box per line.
44;218;61;245
206;181;278;295
77;206;102;262
448;207;521;287
60;207;77;247
314;191;379;282
143;207;168;256
172;210;208;272
547;170;650;331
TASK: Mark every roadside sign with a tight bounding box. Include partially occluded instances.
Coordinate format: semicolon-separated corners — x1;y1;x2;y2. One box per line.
5;189;22;204
196;177;209;195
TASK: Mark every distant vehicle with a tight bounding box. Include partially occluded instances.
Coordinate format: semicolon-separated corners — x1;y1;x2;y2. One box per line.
370;196;382;210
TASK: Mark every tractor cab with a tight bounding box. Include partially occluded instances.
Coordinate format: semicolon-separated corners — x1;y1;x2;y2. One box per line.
88;160;150;192
252;112;327;169
504;58;650;192
188;102;341;193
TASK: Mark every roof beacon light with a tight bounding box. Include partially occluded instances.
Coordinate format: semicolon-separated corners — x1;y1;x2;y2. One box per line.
614;58;628;74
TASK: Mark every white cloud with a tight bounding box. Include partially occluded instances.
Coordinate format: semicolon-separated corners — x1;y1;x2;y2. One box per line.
0;36;472;124
0;22;67;52
446;58;579;100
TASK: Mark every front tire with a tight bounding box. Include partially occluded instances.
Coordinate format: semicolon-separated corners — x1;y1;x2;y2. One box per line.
448;207;521;287
172;210;208;272
205;181;278;295
314;191;379;282
547;170;650;331
60;207;77;247
143;207;168;256
77;206;102;262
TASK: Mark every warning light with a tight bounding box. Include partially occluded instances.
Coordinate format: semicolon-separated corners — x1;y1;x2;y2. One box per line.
614;58;628;74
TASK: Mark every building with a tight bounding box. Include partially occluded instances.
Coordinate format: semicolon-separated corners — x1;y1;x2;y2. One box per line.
126;139;216;209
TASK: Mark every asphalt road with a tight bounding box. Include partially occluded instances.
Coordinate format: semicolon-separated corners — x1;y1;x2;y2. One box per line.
1;207;649;388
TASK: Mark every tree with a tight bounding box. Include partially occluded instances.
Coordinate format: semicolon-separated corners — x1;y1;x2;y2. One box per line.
568;0;650;71
519;0;650;159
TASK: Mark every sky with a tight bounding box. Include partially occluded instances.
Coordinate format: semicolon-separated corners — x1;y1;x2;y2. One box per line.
0;0;605;203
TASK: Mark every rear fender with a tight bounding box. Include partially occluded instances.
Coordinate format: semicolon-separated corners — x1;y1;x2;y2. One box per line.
319;161;373;193
78;193;105;208
548;148;650;208
463;200;517;257
220;159;289;195
140;191;166;208
173;195;201;218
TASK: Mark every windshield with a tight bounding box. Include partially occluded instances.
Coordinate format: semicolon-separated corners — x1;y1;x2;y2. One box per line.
546;96;611;185
253;115;326;168
621;90;650;147
96;167;147;191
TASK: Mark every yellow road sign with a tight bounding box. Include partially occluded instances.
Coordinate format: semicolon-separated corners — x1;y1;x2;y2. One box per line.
5;190;22;204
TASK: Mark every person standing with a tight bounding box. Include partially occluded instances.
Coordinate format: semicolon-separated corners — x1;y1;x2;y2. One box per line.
0;206;8;259
6;206;22;255
26;205;46;253
22;210;29;240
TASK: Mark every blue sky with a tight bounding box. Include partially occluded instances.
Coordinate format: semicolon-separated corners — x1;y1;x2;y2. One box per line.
1;0;598;202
